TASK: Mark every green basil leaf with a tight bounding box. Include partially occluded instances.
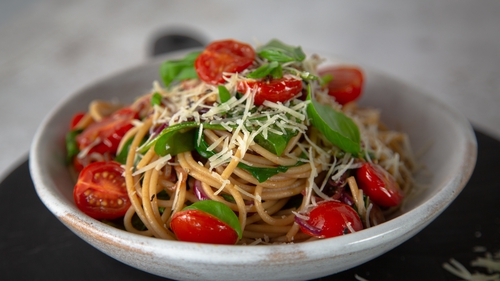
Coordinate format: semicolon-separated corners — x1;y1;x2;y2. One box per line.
115;137;133;164
252;128;297;156
115;137;146;164
183;200;242;239
195;126;216;159
237;162;290;183
154;124;198;156
221;194;236;203
247;61;282;79
257;39;306;63
151;92;162;106
141;122;226;154
320;73;333;87
159;51;201;87
65;129;83;164
237;159;303;183
218;85;231;104
306;86;361;155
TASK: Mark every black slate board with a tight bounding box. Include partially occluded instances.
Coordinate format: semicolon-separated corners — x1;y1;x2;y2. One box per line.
0;129;498;281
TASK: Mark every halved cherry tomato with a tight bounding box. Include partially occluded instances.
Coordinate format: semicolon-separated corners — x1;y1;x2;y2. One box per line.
299;201;363;238
356;162;404;207
70;112;85;130
318;66;364;105
76;108;137;155
195;39;255;85
237;77;303;106
73;161;130;220
170;209;238;244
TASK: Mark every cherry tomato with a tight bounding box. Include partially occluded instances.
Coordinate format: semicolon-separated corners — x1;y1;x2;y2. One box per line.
73;161;130;220
318;66;364;105
76;108;137;155
356;162;404;207
72;156;85;172
170;209;238;244
70;112;86;130
195;39;255;85
299;201;363;238
237;77;303;106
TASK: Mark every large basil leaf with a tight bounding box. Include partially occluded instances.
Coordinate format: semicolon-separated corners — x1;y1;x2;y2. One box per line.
159;51;201;87
154;124;199;157
257;39;306;63
252;127;297;157
306;86;361;155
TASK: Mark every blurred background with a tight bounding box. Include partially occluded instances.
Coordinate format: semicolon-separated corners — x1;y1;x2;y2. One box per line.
0;0;499;178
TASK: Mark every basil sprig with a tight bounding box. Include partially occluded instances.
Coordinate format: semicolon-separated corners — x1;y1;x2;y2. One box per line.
257;39;306;63
159;51;201;87
183;200;242;239
306;85;361;155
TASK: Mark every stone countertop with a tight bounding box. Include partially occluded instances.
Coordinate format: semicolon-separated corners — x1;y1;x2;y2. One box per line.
0;0;499;177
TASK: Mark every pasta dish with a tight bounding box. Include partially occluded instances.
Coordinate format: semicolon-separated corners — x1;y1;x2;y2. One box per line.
65;39;416;245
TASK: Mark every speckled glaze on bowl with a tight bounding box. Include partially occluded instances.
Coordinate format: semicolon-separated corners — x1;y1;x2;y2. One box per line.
30;50;477;281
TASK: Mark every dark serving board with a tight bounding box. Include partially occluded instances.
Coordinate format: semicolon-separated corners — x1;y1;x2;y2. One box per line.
0;129;498;281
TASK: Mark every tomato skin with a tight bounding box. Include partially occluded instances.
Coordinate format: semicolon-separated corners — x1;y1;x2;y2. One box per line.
318;66;364;105
70;112;85;130
76;108;137;155
73;161;130;220
237;77;303;106
170;209;238;245
299;201;363;238
356;162;404;207
195;39;255;85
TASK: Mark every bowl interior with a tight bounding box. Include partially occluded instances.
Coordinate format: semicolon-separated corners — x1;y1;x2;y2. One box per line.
29;52;477;280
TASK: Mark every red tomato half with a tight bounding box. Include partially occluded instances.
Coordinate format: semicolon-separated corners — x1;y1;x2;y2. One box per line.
237;77;303;106
73;161;130;220
195;39;255;85
170;209;238;245
318;66;364;105
76;108;137;155
70;112;85;130
299;201;363;238
356;162;404;207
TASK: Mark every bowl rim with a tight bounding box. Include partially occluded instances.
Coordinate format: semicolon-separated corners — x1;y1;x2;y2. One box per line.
29;50;477;265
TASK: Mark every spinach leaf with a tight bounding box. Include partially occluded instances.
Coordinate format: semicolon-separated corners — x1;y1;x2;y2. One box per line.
306;86;361;155
183;200;242;239
257;39;306;63
159;51;201;87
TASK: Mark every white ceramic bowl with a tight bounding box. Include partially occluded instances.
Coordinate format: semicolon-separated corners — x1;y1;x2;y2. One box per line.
30;50;477;281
